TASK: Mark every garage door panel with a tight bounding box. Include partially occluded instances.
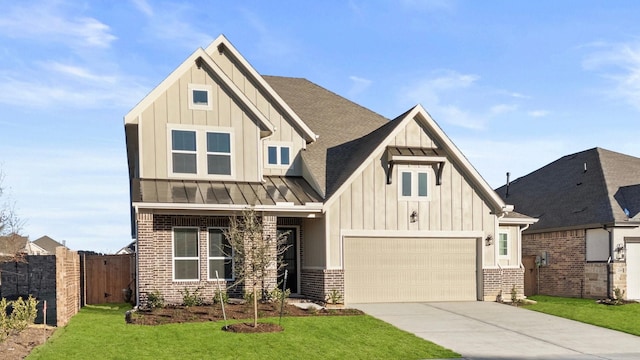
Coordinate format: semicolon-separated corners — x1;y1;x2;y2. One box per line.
344;237;477;303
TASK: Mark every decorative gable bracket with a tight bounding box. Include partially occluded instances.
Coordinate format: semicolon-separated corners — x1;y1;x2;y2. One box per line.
386;146;447;185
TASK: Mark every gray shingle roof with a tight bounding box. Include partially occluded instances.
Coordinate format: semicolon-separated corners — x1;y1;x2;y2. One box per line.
495;147;640;231
263;76;398;198
33;235;65;253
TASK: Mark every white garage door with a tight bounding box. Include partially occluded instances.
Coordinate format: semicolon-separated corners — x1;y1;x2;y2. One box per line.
343;237;478;303
627;242;640;300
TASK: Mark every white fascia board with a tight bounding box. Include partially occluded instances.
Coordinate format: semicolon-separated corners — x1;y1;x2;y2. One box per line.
133;202;323;213
340;229;484;239
205;35;318;143
499;217;539;225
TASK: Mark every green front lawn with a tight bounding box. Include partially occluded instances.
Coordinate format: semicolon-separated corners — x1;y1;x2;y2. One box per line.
28;304;459;360
524;295;640;336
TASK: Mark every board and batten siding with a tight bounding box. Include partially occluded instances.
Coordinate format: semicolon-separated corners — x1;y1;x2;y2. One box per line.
327;118;496;268
210;47;307;177
139;59;307;180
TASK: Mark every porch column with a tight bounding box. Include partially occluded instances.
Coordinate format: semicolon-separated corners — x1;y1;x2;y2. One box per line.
262;215;278;294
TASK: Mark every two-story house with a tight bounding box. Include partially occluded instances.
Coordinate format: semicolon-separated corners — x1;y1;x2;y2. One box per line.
125;35;536;306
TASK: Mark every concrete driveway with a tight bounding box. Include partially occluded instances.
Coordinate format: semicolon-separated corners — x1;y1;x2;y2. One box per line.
353;302;640;360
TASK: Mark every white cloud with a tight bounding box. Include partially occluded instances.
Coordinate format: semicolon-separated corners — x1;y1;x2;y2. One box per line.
46;62;117;83
528;110;549;117
0;2;117;49
582;42;640;110
348;75;373;97
131;0;154;17
490;104;518;116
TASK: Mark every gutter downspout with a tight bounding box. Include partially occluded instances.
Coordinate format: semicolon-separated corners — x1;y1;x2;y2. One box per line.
604;225;613;300
134;205;140;309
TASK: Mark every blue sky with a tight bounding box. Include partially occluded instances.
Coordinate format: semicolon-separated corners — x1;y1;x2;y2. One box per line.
1;0;640;252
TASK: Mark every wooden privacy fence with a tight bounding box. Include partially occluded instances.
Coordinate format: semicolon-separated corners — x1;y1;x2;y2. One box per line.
81;254;135;305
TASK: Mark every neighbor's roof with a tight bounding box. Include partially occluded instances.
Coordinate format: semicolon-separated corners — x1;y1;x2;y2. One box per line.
264;76;395;198
33;235;65;253
495;147;640;232
0;234;28;256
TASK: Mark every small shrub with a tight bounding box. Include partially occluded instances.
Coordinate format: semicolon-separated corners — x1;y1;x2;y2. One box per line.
268;287;291;308
212;289;229;304
9;296;38;331
146;290;165;309
243;291;255;305
613;287;626;305
510;285;518;305
180;287;204;307
0;297;9;342
325;289;343;304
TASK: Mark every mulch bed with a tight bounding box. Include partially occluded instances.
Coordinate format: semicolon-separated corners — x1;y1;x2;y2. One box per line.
0;325;56;360
127;301;362;333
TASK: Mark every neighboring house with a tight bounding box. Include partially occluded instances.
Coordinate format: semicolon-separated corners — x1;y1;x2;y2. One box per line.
32;236;66;255
495;147;640;300
125;34;536;306
116;241;136;255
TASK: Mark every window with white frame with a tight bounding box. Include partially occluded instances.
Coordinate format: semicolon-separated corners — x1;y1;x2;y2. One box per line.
399;169;429;200
173;228;199;281
499;232;509;257
266;144;291;166
188;84;212;110
208;228;233;280
171;130;198;174
207;132;231;175
169;126;233;178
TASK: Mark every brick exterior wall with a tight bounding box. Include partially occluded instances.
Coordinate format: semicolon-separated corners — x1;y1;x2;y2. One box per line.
299;268;344;302
0;247;80;327
483;267;524;301
612;262;627;298
583;263;608;298
523;230;586;297
55;247;80;327
137;212;281;306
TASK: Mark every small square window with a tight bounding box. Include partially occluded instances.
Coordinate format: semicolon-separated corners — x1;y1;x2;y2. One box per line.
192;90;208;105
266;144;292;167
399;169;430;201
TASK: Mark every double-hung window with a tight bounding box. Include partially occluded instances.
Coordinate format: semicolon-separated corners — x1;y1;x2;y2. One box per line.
267;144;291;166
171;130;197;174
499;232;509;257
207;132;231;175
173;228;199;281
208;228;233;280
399;169;429;200
169;126;233;178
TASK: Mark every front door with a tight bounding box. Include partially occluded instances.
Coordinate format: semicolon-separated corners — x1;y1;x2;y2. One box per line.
277;227;298;294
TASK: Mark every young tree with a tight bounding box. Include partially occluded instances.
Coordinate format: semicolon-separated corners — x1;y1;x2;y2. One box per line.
0;169;25;262
224;209;289;327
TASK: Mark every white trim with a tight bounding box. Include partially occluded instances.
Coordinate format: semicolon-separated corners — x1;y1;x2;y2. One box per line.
341;229;483;239
207;227;234;281
498;217;538;225
172;227;200;281
124;47;275;138
205;35;317;143
265;141;293;168
323;105;508;214
397;166;431;201
167;124;235;180
133;202;323;212
188;83;213;111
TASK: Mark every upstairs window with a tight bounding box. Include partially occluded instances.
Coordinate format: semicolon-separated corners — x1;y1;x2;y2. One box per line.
168;126;234;178
171;130;197;174
399;169;429;201
207;132;231;175
188;84;212;110
267;145;291;166
208;228;233;280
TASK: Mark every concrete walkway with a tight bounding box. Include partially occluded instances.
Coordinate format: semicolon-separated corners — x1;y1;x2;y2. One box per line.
353;302;640;360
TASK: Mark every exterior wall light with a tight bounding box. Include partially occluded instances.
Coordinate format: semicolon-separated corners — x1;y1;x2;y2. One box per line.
410;211;418;223
485;234;493;246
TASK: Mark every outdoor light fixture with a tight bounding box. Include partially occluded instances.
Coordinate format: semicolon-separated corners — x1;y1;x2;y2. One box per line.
410;211;418;223
614;243;626;261
485;234;493;246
